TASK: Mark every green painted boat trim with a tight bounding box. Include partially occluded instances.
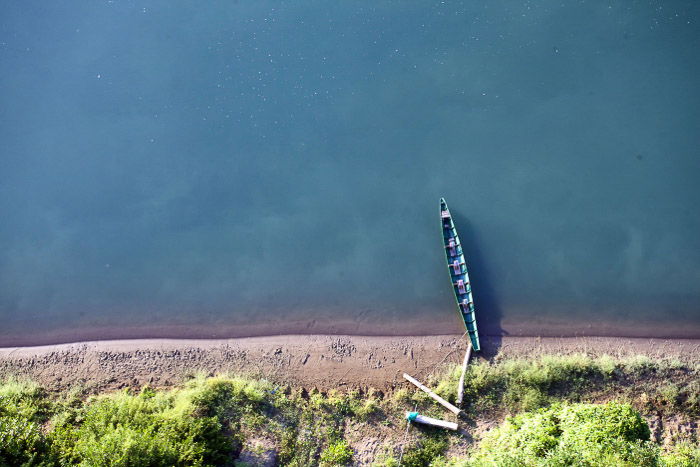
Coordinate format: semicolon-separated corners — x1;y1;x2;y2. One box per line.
440;198;481;351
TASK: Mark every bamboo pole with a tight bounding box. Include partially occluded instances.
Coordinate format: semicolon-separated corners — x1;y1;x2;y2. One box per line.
456;342;472;405
402;373;461;415
405;412;458;430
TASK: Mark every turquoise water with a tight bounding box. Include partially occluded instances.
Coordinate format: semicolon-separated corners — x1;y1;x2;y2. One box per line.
1;1;699;344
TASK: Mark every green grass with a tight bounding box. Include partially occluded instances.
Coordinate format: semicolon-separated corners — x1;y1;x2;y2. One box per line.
442;402;658;466
0;354;698;466
437;402;698;467
425;353;700;416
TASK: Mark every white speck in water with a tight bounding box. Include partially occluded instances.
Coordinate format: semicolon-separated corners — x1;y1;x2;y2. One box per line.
97;74;101;79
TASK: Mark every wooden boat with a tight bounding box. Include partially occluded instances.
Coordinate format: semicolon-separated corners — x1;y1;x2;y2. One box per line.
440;198;480;351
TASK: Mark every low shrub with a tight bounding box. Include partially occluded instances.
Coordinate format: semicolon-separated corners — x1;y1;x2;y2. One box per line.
660;441;700;467
1;358;697;466
49;386;232;466
439;354;699;415
0;415;51;466
400;434;449;467
470;402;657;466
320;439;353;466
0;378;54;466
0;378;50;421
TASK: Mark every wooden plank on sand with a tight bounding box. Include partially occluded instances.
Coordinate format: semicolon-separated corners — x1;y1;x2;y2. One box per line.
402;373;461;415
456;342;472;405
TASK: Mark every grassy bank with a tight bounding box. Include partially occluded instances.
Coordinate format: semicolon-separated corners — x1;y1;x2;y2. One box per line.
1;354;698;466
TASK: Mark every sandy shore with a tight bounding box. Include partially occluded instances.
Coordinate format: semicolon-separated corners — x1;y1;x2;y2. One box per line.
2;314;699;348
1;335;699;393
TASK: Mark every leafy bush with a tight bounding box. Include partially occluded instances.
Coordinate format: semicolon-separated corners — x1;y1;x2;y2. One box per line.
558;402;650;444
320;439;353;466
481;407;561;460
0;416;51;466
660;441;700;467
0;378;50;421
400;434;449;467
470;402;657;466
0;378;54;466
49;386;231;466
186;375;268;421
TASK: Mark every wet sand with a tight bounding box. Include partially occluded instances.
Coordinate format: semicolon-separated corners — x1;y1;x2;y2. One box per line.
1;314;699;348
1;335;698;393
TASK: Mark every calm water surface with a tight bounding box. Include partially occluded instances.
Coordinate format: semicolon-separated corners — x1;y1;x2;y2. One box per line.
1;1;699;344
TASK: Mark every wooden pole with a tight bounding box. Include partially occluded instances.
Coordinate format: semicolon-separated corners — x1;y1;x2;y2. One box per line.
456;342;472;405
402;373;461;415
405;412;458;430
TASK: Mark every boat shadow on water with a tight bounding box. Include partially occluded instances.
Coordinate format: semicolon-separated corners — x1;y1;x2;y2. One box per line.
451;213;507;358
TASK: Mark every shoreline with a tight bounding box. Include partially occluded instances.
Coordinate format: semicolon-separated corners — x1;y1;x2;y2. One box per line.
2;335;698;392
1;316;699;348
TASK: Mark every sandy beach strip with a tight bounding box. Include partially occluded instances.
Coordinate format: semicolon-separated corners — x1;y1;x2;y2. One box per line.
1;335;698;393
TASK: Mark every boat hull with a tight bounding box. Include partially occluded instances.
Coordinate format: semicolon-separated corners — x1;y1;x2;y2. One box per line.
440;198;480;351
